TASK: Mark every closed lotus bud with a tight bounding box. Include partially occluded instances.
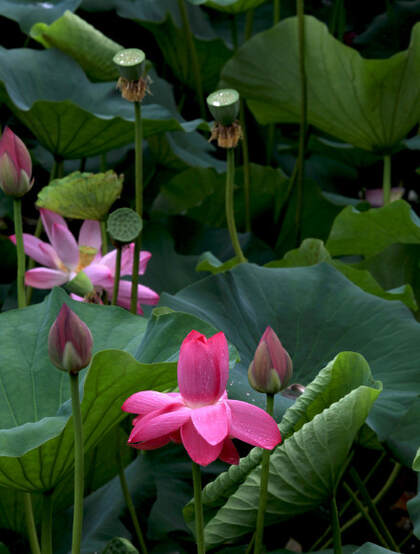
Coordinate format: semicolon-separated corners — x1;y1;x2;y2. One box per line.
0;127;33;197
248;326;293;394
48;304;93;374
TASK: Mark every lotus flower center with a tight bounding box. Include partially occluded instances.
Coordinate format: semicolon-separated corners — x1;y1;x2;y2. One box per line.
77;246;97;271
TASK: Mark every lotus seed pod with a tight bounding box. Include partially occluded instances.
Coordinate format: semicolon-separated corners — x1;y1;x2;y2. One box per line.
207;89;240;126
248;326;293;394
48;304;93;374
113;48;146;81
65;270;94;297
107;207;143;244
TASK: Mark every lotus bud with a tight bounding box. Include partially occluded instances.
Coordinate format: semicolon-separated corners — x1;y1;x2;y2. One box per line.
248;326;293;394
0;127;33;197
48;304;93;374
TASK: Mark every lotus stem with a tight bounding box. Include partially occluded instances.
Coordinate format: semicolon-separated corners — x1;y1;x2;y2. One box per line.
226;149;246;262
177;0;206;119
23;492;41;554
382;155;391;206
274;0;281;24
70;373;84;554
41;492;53;554
112;245;122;306
330;495;342;554
245;9;254;41
192;461;205;554
130;100;143;314
116;446;148;554
253;393;274;554
295;0;307;247
266;1;281;163
14;198;26;309
349;467;399;551
240;103;251;233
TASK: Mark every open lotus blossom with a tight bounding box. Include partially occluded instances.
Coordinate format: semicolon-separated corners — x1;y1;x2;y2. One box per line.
10;208;159;314
122;330;282;466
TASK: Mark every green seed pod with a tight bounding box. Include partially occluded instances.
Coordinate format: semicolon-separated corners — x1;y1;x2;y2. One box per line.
65;270;94;297
113;48;146;81
107;207;143;244
207;89;240;126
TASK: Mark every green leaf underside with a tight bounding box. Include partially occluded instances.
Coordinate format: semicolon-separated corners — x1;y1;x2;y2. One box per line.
221;16;420;151
183;352;381;547
188;0;266;15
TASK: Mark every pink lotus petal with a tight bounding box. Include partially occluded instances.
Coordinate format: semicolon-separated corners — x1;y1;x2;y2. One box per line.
0;128;32;177
137;284;160;306
191;402;230;446
119;247;152;276
84;264;112;288
40;208;67;245
365;187;404;207
129;405;190;444
219;438;240;465
228;399;282;450
78;220;101;252
129;435;172;451
25;267;69;289
178;330;228;408
100;249;117;273
70;294;84;302
10;234;61;268
51;223;79;270
122;391;180;415
181;419;223;466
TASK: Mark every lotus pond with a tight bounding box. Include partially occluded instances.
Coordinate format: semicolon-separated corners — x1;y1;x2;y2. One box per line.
0;1;419;553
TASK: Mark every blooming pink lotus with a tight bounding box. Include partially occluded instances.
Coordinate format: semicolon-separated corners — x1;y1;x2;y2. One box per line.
10;208;159;314
122;330;282;466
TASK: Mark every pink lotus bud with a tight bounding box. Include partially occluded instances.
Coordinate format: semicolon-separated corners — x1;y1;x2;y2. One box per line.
0;127;33;197
48;304;93;374
248;326;293;394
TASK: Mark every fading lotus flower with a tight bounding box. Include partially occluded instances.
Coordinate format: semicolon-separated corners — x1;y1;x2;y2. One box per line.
48;304;93;374
0;127;33;197
248;327;293;394
365;187;404;207
10;208;159;314
122;330;282;466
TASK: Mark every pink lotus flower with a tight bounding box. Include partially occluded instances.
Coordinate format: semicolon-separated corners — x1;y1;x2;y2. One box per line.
365;187;404;207
0;127;33;197
10;208;159;314
122;330;282;466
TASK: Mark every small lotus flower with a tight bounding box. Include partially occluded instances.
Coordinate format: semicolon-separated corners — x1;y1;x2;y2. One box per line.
122;330;282;466
10;208;159;314
248;327;293;394
0;127;33;197
48;304;93;374
365;187;404;207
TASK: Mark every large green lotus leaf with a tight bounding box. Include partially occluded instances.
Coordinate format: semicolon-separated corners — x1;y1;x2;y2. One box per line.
187;0;266;14
161;263;420;448
326;200;420;257
0;287;231;492
0;48;201;159
385;398;420;466
408;476;420;539
152;164;288;229
116;0;231;92
36;170;123;220
0;0;81;33
267;238;417;310
183;352;381;547
220;16;420;152
413;448;420;471
30;10;122;82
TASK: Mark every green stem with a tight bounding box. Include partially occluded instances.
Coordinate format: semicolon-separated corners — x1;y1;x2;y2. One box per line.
329;0;344;38
192;462;205;554
131;101;143;314
244;9;254;41
100;221;108;257
274;0;281;24
349;467;399;552
100;152;107;173
14;198;26;308
295;0;307;247
41;492;53;554
112;245;122;306
342;482;389;550
177;0;206;119
226;149;246;262
23;492;41;554
330;495;342;554
70;373;84;554
240;102;251;233
253;394;274;554
56;159;64;179
117;448;148;554
382;155;391;206
79;158;86;172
